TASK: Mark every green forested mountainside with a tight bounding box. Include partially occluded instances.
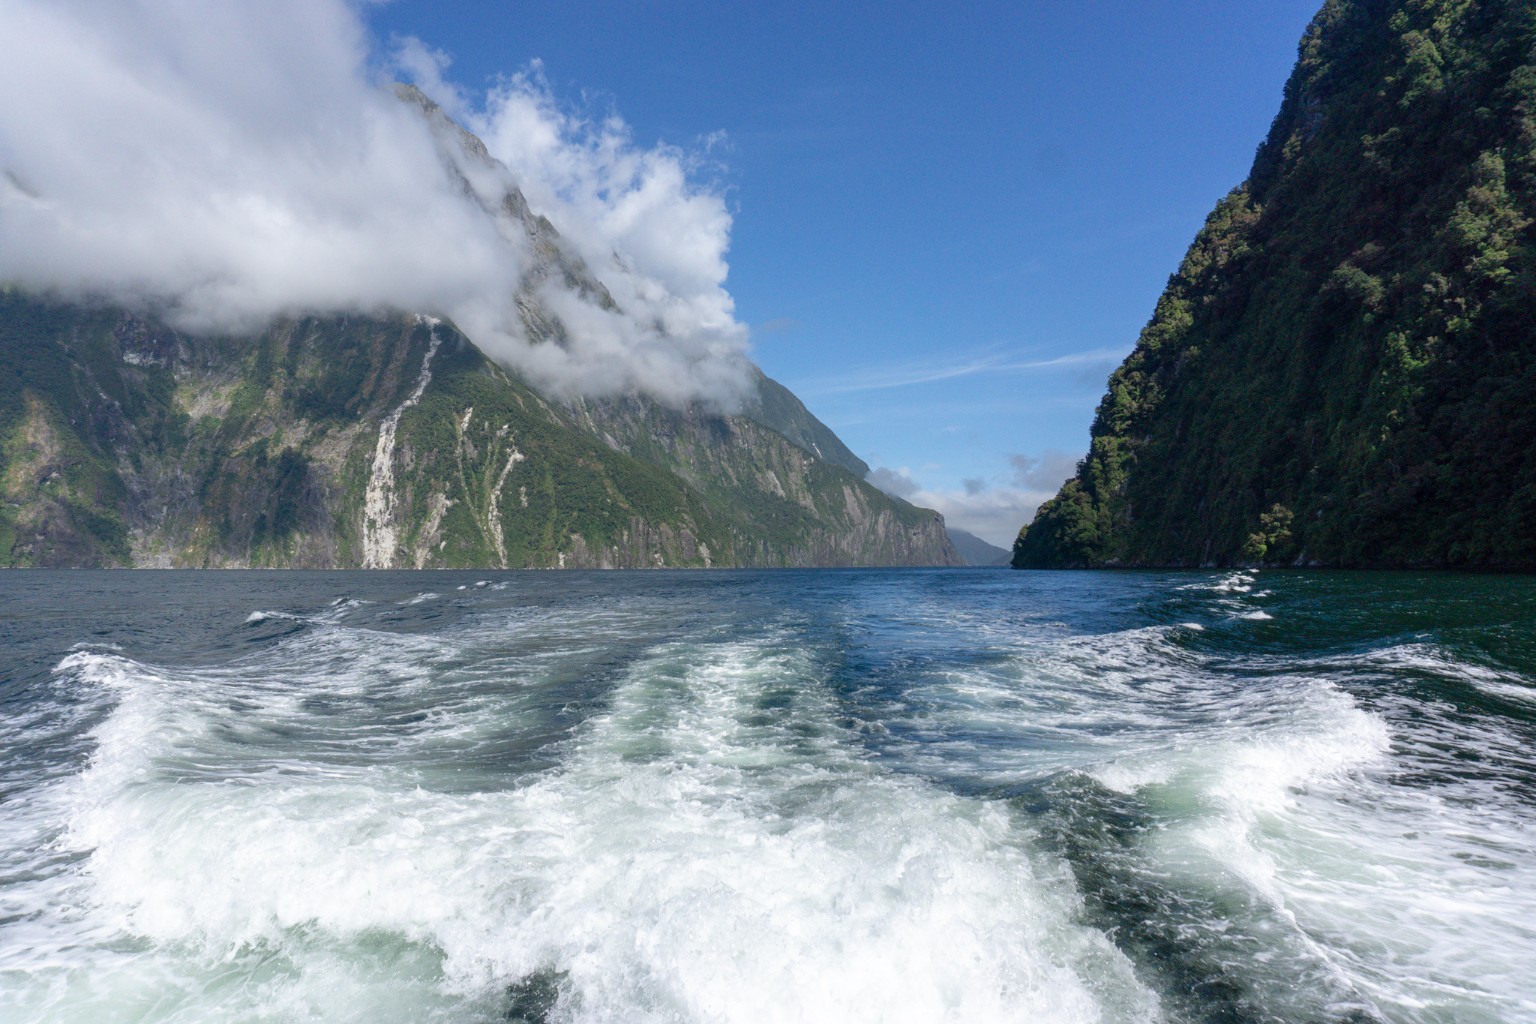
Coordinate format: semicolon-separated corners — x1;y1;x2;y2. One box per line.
563;392;954;568
0;293;956;568
1015;0;1536;569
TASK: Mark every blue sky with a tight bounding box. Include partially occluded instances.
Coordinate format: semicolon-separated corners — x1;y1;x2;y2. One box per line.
361;1;1322;545
3;0;1321;547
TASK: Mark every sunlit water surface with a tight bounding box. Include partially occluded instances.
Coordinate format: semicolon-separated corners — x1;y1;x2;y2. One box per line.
2;568;1534;1023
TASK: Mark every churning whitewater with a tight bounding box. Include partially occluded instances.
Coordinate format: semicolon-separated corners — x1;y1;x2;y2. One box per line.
1;569;1534;1023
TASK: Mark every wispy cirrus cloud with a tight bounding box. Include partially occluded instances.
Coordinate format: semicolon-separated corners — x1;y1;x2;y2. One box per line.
755;317;803;335
798;346;1125;396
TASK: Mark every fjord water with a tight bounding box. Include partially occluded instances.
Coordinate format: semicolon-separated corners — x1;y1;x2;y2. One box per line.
2;570;1534;1024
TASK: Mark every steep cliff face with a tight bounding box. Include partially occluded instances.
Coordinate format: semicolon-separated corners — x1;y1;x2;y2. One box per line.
740;371;870;479
0;293;956;568
1016;0;1536;570
563;392;958;568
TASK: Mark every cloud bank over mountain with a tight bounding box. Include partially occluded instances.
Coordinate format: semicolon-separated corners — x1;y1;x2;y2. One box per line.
0;0;751;407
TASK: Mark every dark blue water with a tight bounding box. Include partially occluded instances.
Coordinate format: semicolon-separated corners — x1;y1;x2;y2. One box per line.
2;568;1534;1023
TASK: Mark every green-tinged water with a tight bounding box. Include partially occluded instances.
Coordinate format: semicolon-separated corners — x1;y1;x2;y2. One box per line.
2;569;1534;1022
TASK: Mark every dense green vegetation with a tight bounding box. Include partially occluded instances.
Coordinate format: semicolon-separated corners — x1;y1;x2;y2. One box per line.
396;344;730;568
1;293;155;565
565;394;957;567
742;371;870;478
0;293;953;568
1016;0;1536;569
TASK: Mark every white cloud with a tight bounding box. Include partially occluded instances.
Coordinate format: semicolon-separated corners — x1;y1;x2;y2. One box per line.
867;452;1080;547
798;346;1127;397
388;35;472;122
462;63;749;404
0;0;752;407
1010;450;1080;491
913;485;1044;549
866;466;921;499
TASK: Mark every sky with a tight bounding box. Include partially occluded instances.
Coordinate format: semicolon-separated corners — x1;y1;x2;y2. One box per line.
364;0;1323;546
0;0;1323;547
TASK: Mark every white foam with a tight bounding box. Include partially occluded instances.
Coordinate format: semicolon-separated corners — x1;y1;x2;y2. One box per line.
1476;679;1536;705
1091;759;1176;795
1211;571;1257;594
459;641;1155;1022
1120;652;1536;1024
875;623;1226;789
10;588;1536;1024
10;629;1160;1024
244;609;311;624
1366;643;1536;707
871;615;1536;1021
